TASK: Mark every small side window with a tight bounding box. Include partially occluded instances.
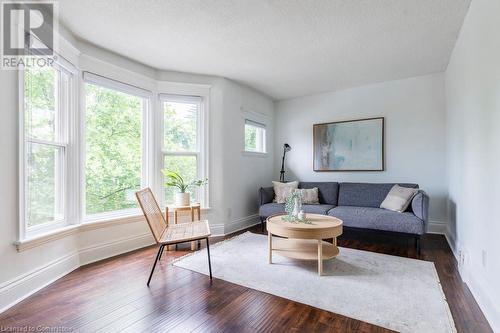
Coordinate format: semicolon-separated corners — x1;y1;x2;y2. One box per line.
244;120;266;153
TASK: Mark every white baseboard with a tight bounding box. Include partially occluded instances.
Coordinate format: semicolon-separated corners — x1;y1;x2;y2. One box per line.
79;233;154;266
0;251;80;314
0;232;155;314
427;220;448;234
224;214;260;235
209;214;261;236
210;223;225;236
444;230;458;261
463;269;500;332
442;225;498;331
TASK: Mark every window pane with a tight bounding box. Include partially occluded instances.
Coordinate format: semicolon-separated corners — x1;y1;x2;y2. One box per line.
164;155;198;205
26;143;63;227
245;124;257;151
245;123;266;153
25;66;57;141
85;83;143;215
164;101;198;152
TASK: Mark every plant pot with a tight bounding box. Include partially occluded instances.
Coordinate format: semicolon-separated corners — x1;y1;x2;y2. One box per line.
175;192;190;206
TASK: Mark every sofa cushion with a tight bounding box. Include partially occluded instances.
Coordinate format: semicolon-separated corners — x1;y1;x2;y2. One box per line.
299;182;339;205
259;203;286;218
328;206;425;235
302;204;335;215
338;183;419;208
259;203;335;218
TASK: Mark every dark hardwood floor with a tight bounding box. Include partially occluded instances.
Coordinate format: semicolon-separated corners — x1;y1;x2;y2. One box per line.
0;225;492;332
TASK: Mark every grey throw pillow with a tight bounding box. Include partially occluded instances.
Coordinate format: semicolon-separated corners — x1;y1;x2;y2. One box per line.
380;185;418;213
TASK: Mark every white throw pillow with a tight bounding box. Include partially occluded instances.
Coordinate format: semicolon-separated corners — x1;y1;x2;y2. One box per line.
272;181;298;204
380;185;419;213
297;188;320;204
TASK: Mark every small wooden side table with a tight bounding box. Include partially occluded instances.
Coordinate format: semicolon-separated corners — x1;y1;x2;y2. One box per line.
165;203;202;251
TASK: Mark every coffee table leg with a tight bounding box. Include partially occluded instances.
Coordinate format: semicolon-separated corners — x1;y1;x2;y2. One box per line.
318;240;323;276
268;232;272;264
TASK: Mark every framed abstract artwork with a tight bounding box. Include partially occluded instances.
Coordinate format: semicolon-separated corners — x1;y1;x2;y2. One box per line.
313;117;384;171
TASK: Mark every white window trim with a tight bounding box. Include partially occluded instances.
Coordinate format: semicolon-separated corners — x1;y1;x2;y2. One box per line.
158;93;209;208
17;66;211;245
81;73;153;222
244;119;268;155
18;58;79;240
83;71;152;98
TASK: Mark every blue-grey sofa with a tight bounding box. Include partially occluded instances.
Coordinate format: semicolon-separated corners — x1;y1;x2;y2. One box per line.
259;182;429;254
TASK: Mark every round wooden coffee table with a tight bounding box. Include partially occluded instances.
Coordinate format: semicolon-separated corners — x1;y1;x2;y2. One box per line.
266;213;343;275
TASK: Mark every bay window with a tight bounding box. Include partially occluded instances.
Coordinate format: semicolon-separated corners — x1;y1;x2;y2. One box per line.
21;63;74;235
19;65;208;242
161;95;206;206
83;73;150;219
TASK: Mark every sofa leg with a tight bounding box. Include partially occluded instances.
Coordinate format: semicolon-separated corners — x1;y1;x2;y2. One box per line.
416;236;421;256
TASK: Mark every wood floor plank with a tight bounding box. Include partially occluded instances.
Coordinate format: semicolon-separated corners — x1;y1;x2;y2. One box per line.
0;225;492;333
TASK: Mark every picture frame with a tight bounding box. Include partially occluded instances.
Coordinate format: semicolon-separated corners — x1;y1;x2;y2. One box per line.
313;117;384;171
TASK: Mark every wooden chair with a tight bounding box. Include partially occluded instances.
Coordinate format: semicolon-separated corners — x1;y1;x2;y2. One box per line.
136;188;212;285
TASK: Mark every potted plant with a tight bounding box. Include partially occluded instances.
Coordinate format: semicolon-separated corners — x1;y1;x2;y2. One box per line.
162;170;208;206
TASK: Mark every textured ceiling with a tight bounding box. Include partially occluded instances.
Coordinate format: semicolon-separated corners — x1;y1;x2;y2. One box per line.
59;0;470;100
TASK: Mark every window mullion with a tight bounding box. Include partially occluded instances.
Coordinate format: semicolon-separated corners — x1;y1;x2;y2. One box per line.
27;138;67;148
162;151;199;156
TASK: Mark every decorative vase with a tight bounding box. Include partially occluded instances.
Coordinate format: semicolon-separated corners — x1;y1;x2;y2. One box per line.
175;192;190;206
292;189;302;218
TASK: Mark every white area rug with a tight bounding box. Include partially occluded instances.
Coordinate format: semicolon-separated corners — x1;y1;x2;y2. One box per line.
173;232;456;333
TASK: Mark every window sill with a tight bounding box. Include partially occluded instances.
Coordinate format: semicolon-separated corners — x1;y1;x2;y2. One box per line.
14;224;81;252
83;208;142;224
241;151;268;158
80;213;145;232
14;214;145;252
14;207;212;252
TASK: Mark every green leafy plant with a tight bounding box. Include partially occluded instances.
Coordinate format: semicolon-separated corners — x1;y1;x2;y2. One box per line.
284;192;299;217
282;191;311;224
162;169;207;193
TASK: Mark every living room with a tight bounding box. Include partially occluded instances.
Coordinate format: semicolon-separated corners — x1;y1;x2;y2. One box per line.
0;0;498;332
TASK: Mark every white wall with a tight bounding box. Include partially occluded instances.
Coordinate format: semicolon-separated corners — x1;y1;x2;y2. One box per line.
0;32;273;312
221;80;275;233
445;0;500;330
274;73;448;226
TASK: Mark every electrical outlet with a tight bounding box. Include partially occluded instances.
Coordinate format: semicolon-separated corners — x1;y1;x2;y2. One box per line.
458;249;468;269
482;249;487;268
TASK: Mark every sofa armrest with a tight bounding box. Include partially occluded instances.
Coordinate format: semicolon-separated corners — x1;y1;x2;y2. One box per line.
411;191;429;229
259;187;275;206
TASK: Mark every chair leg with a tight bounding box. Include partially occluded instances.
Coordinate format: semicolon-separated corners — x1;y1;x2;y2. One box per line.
416;236;421;256
159;246;165;260
261;217;265;232
147;245;164;286
206;238;213;280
